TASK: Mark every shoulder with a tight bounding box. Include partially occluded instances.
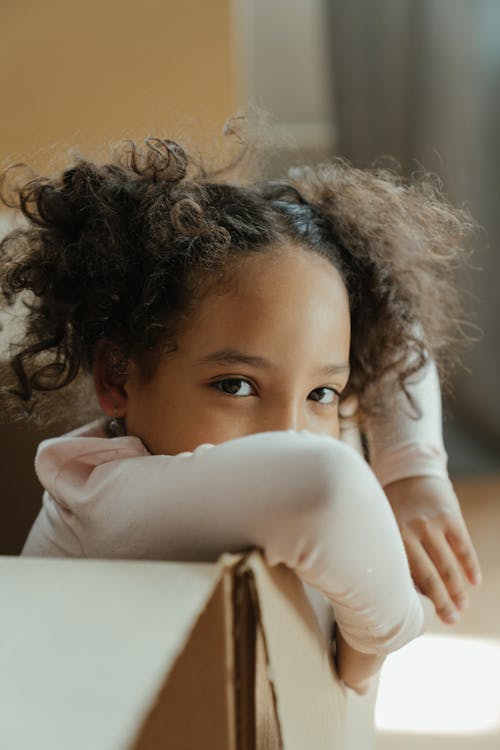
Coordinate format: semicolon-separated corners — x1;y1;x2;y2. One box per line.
34;420;150;500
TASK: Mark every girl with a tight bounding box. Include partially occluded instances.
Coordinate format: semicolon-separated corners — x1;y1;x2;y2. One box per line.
0;135;482;695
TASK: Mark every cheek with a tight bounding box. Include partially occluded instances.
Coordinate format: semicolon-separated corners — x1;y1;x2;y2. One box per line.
330;418;341;440
318;411;341;440
184;407;245;447
136;388;244;454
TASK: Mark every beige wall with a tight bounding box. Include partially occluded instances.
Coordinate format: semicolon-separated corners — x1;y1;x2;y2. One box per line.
0;0;238;170
0;0;239;554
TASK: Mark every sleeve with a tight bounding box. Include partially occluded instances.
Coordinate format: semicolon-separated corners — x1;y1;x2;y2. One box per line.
25;428;433;656
364;358;449;487
22;491;84;557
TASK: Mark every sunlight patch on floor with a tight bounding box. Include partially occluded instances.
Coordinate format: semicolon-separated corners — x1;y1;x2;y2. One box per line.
375;634;500;735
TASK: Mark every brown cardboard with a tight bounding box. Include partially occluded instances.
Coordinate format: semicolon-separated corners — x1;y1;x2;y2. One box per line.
0;551;378;749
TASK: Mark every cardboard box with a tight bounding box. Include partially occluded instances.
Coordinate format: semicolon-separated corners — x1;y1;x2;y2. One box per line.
0;551;378;749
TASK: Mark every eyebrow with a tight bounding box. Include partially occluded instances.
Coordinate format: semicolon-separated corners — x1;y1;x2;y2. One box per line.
194;348;350;377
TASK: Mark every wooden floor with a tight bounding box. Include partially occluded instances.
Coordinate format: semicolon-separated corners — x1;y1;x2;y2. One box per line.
375;475;500;750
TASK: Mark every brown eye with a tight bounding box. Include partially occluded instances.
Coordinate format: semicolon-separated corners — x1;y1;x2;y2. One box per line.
309;387;339;405
212;378;255;397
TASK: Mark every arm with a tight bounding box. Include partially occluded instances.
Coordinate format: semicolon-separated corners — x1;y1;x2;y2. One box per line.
365;359;482;622
24;429;433;677
365;358;449;487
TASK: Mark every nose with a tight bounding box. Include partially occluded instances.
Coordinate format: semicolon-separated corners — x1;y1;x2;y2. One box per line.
260;400;304;433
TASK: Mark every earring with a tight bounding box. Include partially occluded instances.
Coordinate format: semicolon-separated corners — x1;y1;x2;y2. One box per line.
108;408;125;438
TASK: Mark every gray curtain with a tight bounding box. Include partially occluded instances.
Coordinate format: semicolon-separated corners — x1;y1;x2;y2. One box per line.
328;0;500;456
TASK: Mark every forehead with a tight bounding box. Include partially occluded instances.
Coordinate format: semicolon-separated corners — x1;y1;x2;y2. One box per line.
177;245;351;360
223;244;347;312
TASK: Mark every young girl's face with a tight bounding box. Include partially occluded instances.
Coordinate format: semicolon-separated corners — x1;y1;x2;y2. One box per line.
106;245;351;455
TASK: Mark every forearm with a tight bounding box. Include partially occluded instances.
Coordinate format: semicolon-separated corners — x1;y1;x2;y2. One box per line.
366;358;449;487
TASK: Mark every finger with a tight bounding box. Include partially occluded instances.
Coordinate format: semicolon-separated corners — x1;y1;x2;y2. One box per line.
421;528;469;611
404;535;460;625
445;518;483;586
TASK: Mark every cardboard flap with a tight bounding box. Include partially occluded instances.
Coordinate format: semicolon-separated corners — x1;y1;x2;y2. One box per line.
1;551;379;750
241;550;379;750
0;555;241;750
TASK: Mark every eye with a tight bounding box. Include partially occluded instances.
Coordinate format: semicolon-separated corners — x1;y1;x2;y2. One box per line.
211;378;256;397
308;387;340;405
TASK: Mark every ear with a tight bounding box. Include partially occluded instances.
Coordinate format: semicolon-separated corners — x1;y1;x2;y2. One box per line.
93;340;129;417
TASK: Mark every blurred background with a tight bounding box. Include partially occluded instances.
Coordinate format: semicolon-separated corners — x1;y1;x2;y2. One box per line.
0;2;499;746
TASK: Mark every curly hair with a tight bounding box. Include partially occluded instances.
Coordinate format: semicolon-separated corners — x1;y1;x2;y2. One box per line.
0;134;476;428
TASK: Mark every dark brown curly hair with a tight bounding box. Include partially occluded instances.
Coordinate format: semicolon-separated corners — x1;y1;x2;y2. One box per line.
0;133;476;429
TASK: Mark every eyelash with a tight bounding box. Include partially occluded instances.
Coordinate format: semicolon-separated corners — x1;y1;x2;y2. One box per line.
211;378;340;405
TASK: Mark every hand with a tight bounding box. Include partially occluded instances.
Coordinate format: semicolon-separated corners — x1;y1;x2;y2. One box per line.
383;475;482;625
334;623;385;696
